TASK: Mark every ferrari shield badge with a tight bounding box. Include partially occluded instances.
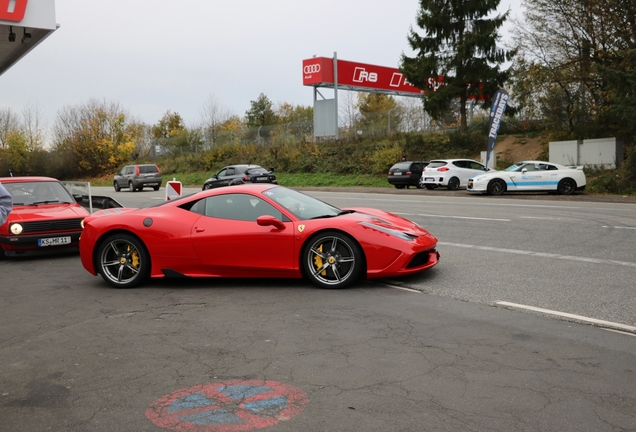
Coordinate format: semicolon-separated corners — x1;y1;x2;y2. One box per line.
298;225;305;233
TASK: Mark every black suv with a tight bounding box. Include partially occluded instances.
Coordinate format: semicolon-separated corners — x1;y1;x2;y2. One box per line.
114;164;163;192
387;161;429;189
202;165;277;190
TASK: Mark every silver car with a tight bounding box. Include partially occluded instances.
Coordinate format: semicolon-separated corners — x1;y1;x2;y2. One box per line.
114;164;163;192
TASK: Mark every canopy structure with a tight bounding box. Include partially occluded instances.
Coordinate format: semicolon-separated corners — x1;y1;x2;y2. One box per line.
0;0;57;77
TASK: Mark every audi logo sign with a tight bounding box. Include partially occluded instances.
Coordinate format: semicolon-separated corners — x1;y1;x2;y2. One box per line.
0;0;28;22
304;64;321;74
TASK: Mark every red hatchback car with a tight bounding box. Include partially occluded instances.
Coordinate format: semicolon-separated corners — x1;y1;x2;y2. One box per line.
0;177;90;257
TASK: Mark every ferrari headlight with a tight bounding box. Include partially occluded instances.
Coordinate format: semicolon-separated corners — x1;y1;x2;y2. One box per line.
10;223;23;235
359;221;418;241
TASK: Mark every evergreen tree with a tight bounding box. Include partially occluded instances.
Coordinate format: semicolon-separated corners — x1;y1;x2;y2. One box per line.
400;0;513;131
245;93;277;128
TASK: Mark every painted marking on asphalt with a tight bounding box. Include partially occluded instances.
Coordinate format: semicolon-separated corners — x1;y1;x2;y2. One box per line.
417;213;510;222
439;242;636;268
602;226;636;230
378;282;421;293
520;216;562;220
496;301;636;333
146;380;309;431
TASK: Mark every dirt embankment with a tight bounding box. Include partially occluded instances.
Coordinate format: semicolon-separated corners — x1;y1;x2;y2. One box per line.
492;135;546;163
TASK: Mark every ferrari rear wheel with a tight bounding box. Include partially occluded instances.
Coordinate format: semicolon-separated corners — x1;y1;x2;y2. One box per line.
302;231;362;289
97;233;150;288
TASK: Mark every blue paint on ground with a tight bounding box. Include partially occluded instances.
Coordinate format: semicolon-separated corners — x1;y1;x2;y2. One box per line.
168;392;212;413
242;396;288;415
219;385;273;400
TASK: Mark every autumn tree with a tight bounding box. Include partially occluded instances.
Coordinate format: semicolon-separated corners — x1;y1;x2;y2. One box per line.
356;93;401;134
511;0;636;139
52;100;138;178
400;0;513;131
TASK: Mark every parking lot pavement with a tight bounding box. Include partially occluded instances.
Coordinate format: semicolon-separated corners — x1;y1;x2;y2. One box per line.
1;252;636;431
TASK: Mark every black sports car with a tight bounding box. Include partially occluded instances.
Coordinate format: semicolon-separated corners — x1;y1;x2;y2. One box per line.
202;165;277;190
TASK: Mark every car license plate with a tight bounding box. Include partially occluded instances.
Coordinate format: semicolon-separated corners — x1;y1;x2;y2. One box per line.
38;236;71;247
394;171;402;175
256;177;268;181
425;177;434;182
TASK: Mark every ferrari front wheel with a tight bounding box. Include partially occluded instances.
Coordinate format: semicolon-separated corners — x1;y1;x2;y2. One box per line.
96;233;150;288
302;231;362;289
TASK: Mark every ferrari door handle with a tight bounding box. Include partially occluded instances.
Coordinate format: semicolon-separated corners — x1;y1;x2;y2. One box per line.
195;227;205;233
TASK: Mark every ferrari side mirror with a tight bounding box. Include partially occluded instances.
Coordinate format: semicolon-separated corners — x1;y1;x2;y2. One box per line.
257;215;285;230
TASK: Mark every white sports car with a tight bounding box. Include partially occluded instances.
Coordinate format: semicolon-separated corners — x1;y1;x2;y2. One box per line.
467;161;586;195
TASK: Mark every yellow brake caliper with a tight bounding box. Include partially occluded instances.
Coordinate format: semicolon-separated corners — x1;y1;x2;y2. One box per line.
128;245;140;273
314;244;326;276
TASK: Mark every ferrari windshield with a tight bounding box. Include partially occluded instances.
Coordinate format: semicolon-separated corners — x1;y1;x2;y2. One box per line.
263;186;341;220
4;181;75;205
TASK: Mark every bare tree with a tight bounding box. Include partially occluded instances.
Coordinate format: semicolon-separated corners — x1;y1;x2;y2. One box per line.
396;97;430;132
0;108;20;149
200;94;234;147
20;103;45;150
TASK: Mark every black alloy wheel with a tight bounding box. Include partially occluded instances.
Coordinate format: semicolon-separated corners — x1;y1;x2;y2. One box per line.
557;178;576;195
487;179;506;195
447;177;460;190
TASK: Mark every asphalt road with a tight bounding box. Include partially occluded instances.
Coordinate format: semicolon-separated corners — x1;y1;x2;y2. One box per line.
1;186;635;431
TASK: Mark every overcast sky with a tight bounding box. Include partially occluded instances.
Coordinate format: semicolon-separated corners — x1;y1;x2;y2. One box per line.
1;0;522;128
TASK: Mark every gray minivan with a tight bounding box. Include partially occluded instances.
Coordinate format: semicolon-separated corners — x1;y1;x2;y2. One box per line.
114;164;163;192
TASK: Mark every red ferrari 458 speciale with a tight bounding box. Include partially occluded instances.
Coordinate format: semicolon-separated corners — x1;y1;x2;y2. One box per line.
79;184;439;288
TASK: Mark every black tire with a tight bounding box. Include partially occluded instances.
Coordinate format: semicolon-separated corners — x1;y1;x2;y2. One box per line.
302;231;362;289
416;180;424;189
424;185;436;190
447;177;460;191
557;178;576;195
128;181;135;192
96;233;150;288
202;183;212;191
487;179;506;195
153;186;160;191
114;181;120;192
394;185;405;189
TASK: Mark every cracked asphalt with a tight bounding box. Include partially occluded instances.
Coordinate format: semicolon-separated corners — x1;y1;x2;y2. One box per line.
1;187;635;431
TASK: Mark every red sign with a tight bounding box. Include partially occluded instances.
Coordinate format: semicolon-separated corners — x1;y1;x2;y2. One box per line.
302;57;422;96
165;180;182;201
0;0;28;22
302;56;485;100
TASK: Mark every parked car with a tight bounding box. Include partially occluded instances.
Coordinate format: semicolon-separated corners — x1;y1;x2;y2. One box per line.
202;165;277;190
467;160;587;195
114;164;162;192
420;159;490;190
0;177;90;257
79;184;440;289
387;161;429;189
